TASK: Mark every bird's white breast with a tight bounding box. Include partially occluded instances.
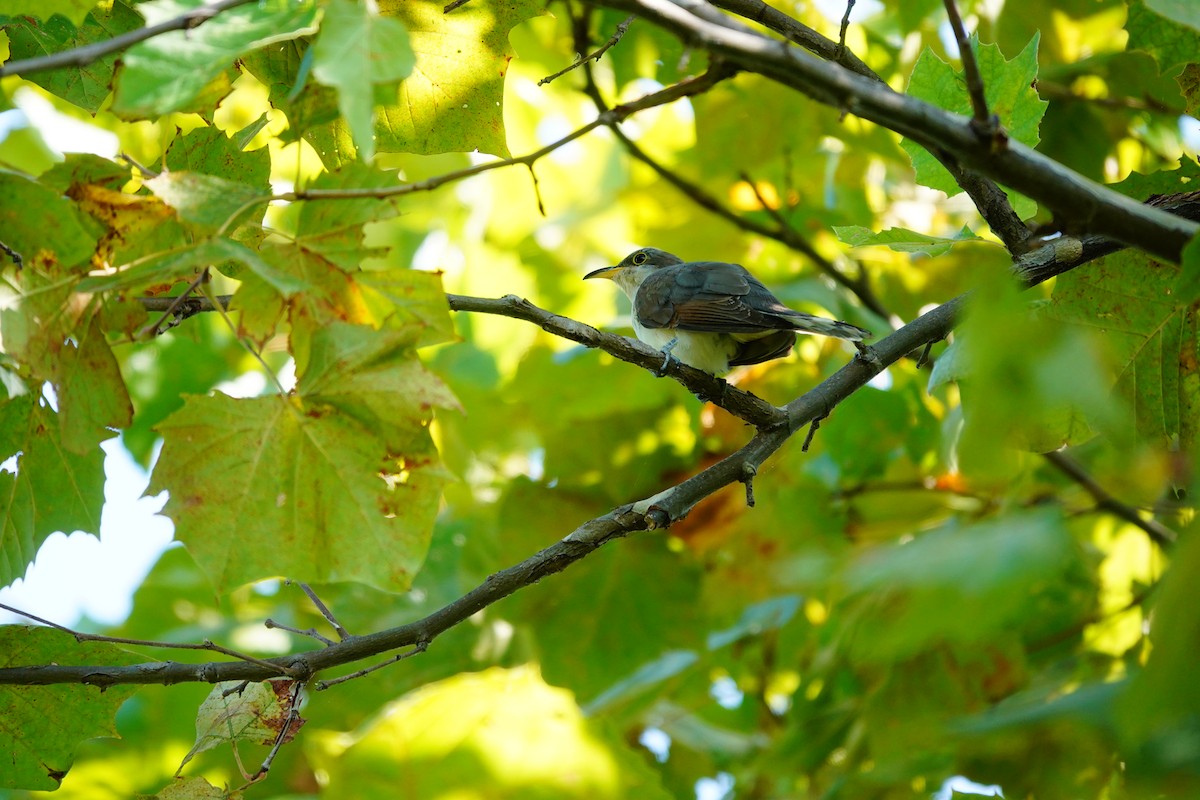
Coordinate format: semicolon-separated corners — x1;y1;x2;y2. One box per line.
632;318;737;375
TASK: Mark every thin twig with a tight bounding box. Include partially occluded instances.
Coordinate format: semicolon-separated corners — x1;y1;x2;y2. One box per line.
242;680;305;785
836;1;855;58
540;15;634;85
443;0;472;11
0;0;259;78
295;582;351;641
942;0;990;127
214;68;732;236
138;267;210;339
1042;450;1176;549
264;620;336;646
314;643;428;690
0;240;23;270
0;601;298;676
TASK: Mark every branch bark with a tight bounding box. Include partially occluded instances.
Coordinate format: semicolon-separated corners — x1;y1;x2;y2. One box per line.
587;0;1199;262
0;0;260;78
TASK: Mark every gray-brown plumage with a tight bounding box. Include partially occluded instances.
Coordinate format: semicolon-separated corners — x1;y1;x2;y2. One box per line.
584;248;870;375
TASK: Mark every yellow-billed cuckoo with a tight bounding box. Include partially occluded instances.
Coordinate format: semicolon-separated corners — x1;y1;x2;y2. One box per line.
584;248;871;375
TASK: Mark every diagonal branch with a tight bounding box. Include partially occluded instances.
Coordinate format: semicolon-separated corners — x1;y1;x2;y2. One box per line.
0;0;259;78
709;0;1031;252
1043;450;1176;548
591;0;1197;261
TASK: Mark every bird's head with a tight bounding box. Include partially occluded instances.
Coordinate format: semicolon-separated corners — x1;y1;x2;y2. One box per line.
583;248;684;297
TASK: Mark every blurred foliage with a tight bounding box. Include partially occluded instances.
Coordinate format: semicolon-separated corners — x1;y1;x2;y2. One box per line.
0;0;1198;797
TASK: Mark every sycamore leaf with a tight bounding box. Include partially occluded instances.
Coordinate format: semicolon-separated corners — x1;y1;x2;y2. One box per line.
178;680;303;772
1127;0;1200;75
0;171;100;272
112;0;319;117
0;627;139;790
1048;249;1200;449
309;666;673;799
833;224;985;256
2;1;142;111
151;323;452;593
78;238;307;296
902;35;1046;217
0;396;106;587
144;171;263;232
844;510;1082;660
0;0;101;26
163;126;272;192
1145;0;1200;31
286;164;405;271
311;0;415;161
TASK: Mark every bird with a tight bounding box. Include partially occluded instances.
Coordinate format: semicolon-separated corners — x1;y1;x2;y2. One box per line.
584;248;871;375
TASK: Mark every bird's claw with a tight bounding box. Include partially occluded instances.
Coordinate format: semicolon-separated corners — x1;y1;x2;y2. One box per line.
854;341;883;369
656;351;679;377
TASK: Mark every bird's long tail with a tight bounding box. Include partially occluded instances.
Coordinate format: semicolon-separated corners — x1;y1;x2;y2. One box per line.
788;314;871;341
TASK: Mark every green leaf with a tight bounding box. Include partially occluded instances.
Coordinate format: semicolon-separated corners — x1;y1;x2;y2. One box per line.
355;267;456;347
0;396;106;587
1049;249;1200;448
0;171;100;271
1175;234;1200;302
0;627;139;790
151;328;450;592
112;0;319;117
298;322;460;452
56;312;133;452
285;163;404;270
377;0;541;157
311;0;415;162
1127;0;1200;75
833;224;985;256
178;680;302;771
584;650;700;716
902;35;1047;217
2;1;142;112
163;126;271;192
144;171;262;232
1;0;101;26
309;666;672;799
706;595;802;650
844;510;1083;660
78;237;307;296
1146;0;1200;31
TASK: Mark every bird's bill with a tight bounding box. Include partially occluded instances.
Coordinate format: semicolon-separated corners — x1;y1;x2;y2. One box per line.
582;265;623;280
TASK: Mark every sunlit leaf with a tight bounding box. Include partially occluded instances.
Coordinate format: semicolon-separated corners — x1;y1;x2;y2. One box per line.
310;0;414;161
310;666;673;799
112;0;319;117
0;626;138;790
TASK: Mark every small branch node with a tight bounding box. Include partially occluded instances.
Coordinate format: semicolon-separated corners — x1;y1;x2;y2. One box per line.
802;414;826;452
741;463;758;508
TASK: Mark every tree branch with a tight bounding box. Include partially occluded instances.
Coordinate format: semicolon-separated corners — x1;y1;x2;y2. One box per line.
709;0;1031;252
0;0;259;78
589;0;1197;261
1042;450;1176;548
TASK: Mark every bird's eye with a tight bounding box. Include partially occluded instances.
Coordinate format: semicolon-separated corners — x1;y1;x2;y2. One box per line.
632;251;648;265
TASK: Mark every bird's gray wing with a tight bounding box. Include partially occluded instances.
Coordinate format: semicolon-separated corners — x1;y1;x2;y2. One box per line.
634;262;795;333
729;330;797;367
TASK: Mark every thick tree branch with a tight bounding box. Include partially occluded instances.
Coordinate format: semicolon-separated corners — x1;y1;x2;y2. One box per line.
0;0;259;78
708;0;1031;252
589;0;1198;261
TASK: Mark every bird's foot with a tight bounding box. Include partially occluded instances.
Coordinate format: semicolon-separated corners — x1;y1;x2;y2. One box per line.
656;338;680;377
854;341;883;370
